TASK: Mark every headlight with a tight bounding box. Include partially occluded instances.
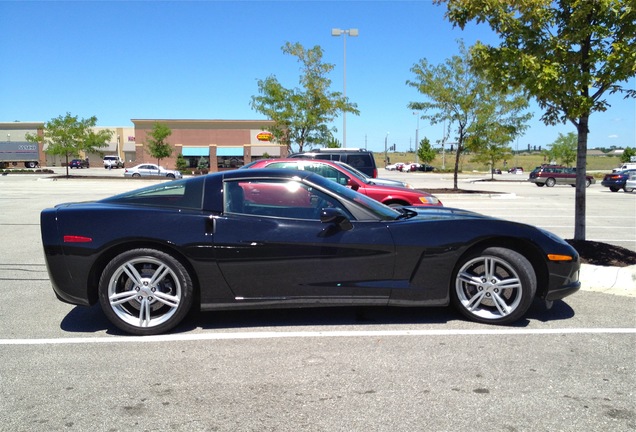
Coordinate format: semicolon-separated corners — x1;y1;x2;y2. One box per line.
419;196;440;205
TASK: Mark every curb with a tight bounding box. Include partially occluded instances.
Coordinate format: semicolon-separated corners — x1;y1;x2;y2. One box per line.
580;264;636;297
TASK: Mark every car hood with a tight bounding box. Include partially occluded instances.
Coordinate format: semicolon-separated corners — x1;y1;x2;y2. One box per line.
400;206;488;221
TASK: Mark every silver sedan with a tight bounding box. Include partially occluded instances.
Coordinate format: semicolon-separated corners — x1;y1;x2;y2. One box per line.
123;164;182;179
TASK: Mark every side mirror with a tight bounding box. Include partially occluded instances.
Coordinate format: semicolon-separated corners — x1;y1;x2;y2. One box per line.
346;178;359;191
320;208;353;231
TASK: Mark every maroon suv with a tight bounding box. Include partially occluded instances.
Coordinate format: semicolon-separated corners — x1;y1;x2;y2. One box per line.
528;165;595;188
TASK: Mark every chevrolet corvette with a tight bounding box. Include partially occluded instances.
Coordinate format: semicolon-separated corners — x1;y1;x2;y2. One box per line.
41;169;580;335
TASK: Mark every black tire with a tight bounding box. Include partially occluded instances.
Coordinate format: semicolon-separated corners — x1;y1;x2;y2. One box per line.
167;174;175;179
451;247;537;325
545;177;556;187
610;187;619;192
585;179;592;188
535;183;544;187
98;249;194;335
132;173;141;178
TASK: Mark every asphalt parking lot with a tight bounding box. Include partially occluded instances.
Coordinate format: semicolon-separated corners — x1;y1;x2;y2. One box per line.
0;169;634;431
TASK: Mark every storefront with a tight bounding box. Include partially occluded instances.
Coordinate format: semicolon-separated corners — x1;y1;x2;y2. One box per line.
132;119;286;172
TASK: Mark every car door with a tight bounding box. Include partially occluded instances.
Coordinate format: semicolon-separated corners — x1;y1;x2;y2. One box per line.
213;178;395;303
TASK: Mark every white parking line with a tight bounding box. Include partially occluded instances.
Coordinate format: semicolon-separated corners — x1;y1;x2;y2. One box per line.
2;328;634;345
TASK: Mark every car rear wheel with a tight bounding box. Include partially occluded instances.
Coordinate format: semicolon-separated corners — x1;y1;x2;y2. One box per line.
132;173;141;178
610;187;619;192
585;179;592;188
98;249;194;335
535;183;544;187
451;247;536;325
545;178;556;187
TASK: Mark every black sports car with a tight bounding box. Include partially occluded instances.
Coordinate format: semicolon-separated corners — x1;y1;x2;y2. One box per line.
41;169;581;335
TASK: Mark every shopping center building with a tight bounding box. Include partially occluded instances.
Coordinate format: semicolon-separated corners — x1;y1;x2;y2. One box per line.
0;119;284;171
132;119;284;171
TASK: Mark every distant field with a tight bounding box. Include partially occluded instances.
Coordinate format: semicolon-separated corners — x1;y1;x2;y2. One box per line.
377;151;623;175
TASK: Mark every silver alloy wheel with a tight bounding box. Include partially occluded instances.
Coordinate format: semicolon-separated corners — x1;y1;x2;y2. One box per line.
455;254;524;321
545;177;556;187
107;256;182;329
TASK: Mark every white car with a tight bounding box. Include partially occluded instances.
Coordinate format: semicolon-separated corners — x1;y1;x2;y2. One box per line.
625;173;636;193
124;164;182;179
103;155;124;169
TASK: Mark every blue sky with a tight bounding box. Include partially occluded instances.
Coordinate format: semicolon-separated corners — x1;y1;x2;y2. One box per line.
1;0;634;153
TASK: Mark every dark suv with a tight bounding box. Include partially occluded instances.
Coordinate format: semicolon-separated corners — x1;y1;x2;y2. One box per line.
528;165;595;188
289;148;377;178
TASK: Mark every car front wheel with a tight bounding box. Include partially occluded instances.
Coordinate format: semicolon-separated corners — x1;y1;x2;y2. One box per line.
98;249;194;335
451;247;536;325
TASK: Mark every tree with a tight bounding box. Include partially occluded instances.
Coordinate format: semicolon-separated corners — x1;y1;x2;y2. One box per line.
325;135;342;149
438;0;636;240
546;132;578;166
26;112;112;177
620;147;635;163
175;154;187;172
146;122;172;166
417;137;437;165
407;41;529;189
251;42;359;153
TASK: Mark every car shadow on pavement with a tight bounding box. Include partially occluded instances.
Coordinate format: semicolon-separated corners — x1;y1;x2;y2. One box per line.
59;300;576;335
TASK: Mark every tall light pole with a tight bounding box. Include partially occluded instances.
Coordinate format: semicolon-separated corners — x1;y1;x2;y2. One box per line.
413;112;420;163
332;28;358;148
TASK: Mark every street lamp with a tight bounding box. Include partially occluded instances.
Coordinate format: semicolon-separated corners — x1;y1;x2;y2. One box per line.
332;27;358;148
384;132;389;166
413;112;420;163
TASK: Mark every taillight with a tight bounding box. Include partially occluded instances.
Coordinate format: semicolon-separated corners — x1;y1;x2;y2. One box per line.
373;168;378;178
63;235;92;243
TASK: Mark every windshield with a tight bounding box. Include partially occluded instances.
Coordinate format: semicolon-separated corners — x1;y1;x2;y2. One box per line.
307;174;399;220
334;161;371;183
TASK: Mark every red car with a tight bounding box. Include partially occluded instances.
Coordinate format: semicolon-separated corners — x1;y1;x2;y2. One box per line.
245;159;442;207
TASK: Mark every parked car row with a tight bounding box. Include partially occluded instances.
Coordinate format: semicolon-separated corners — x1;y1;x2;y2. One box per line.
244;158;442;207
385;162;436;172
601;169;636;192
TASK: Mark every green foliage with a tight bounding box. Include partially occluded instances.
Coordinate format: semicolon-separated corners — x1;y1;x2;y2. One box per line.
416;137;437;164
146;123;173;166
440;0;636;126
620;147;635;163
437;0;636;239
175;154;187;171
250;42;360;153
325;135;342;148
25;112;112;177
407;40;530;189
545;132;578;166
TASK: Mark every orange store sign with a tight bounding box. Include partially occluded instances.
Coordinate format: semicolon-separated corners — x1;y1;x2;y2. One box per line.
256;132;273;142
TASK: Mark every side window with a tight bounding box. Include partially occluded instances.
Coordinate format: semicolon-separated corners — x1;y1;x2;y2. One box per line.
346;154;369;168
265;162;299;170
223;179;350;220
304;163;349;185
